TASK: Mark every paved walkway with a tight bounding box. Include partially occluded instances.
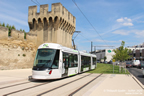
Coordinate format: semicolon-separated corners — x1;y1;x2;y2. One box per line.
0;69;143;96
84;74;144;96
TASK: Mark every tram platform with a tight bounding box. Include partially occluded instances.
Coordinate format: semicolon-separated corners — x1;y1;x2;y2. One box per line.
0;69;143;96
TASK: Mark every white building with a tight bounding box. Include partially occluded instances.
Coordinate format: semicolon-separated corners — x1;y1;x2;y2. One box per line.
91;49;115;62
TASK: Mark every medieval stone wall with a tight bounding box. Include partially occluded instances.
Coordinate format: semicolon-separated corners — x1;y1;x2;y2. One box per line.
26;33;37;45
11;29;24;41
0;27;37;70
0;26;8;40
0;26;37;45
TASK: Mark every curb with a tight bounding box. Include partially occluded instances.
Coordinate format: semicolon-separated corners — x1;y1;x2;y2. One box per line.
127;69;144;90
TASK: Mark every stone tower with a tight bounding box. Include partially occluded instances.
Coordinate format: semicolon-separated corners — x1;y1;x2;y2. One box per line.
28;3;76;48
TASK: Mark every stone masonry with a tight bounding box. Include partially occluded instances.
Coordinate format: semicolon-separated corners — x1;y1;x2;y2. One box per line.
28;3;76;48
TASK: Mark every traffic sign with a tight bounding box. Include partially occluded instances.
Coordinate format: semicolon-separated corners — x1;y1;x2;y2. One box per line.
112;59;115;62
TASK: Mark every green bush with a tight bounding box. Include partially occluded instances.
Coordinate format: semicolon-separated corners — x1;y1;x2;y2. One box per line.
22;47;24;50
23;54;26;57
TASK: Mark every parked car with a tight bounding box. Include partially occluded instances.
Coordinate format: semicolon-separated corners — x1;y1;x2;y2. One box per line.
108;60;113;64
142;69;144;77
97;60;100;63
137;61;144;69
132;60;140;67
126;61;132;68
115;61;120;65
104;61;107;64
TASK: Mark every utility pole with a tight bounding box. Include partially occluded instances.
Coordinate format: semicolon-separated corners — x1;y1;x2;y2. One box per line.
91;41;93;53
94;46;96;54
72;31;81;50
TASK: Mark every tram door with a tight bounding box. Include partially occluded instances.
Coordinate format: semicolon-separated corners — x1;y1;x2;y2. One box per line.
62;53;69;77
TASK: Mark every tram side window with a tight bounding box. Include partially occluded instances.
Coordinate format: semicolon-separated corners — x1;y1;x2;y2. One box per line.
93;57;96;65
69;54;74;67
63;52;78;68
86;57;91;66
63;52;69;68
74;54;78;67
63;53;66;66
81;56;90;67
52;50;60;69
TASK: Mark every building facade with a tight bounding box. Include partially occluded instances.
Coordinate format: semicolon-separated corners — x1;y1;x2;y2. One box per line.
91;45;144;62
91;49;115;62
28;3;76;48
127;47;144;61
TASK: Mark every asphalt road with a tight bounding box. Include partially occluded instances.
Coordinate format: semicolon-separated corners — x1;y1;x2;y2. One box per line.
127;67;144;85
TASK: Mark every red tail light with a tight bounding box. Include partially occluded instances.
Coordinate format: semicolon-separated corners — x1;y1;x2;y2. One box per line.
49;70;52;74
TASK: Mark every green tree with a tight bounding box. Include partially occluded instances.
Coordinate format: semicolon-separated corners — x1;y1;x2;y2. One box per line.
104;56;107;62
2;23;5;27
6;24;9;28
112;41;131;62
0;22;1;26
20;29;22;31
24;32;26;39
11;25;16;30
8;25;12;36
23;29;25;32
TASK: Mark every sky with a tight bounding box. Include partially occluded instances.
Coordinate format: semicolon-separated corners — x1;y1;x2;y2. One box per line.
0;0;144;52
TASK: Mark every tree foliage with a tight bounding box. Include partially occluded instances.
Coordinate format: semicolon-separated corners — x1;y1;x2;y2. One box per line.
104;56;107;62
11;25;16;30
0;22;26;38
2;23;5;27
112;41;131;61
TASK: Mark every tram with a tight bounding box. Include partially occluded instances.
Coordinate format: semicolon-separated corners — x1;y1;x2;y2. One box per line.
31;43;97;80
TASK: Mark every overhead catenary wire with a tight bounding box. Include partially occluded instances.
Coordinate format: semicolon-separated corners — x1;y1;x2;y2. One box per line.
35;0;41;5
31;0;48;11
72;0;109;46
31;0;40;6
79;34;91;42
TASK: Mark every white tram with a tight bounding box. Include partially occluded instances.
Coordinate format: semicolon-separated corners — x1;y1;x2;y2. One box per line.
32;43;97;80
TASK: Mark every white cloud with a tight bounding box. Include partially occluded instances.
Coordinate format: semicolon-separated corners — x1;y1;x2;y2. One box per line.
127;19;132;22
113;29;144;37
116;18;124;22
92;39;120;43
112;30;129;35
123;22;133;26
116;17;133;26
133;30;144;38
0;14;28;26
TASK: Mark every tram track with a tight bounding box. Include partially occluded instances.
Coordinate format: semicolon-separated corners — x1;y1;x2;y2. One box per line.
68;73;103;96
2;73;95;96
3;82;50;96
37;73;93;96
0;81;30;90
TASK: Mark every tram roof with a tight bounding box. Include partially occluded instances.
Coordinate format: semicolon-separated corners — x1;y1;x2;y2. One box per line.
38;43;78;54
38;43;96;57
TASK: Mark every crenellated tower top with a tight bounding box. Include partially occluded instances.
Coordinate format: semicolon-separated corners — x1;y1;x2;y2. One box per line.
28;3;76;48
28;3;76;34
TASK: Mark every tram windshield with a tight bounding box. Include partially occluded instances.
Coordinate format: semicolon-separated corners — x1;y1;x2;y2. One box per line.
33;49;59;69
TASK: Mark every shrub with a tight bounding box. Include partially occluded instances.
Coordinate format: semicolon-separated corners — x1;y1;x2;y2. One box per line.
23;54;26;57
22;47;24;50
